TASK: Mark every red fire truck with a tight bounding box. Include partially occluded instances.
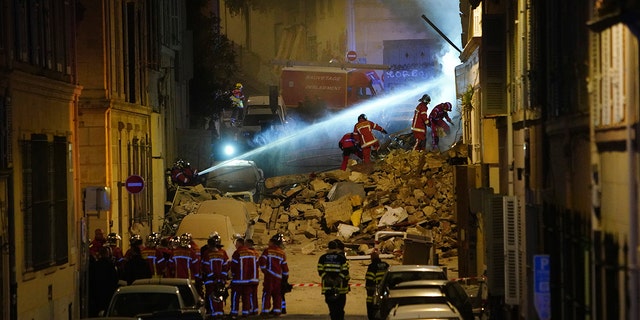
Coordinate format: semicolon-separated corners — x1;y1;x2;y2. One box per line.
280;65;384;111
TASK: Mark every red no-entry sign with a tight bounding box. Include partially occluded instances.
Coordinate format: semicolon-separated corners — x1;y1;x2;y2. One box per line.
125;175;145;194
346;50;357;61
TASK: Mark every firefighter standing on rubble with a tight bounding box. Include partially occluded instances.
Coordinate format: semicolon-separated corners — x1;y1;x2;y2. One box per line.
354;114;388;164
411;94;431;151
202;232;230;318
230;82;245;125
428;102;454;151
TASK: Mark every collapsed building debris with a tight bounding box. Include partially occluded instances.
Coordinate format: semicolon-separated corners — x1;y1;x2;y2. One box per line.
163;144;467;262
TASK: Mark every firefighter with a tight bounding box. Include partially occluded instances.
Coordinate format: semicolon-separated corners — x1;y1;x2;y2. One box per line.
259;233;289;317
246;239;260;315
202;232;230;318
141;232;165;278
365;249;389;320
411;94;431;151
317;240;350;320
105;232;124;277
428;102;454;151
170;159;199;186
338;132;362;170
122;234;151;285
88;245;119;317
124;234;143;260
229;238;260;318
230;82;245;125
353;114;388;164
89;228;106;261
169;233;200;282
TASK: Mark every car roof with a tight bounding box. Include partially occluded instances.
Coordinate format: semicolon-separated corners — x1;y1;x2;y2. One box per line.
175;213;235;249
115;284;181;294
387;265;446;273
387;303;462;320
132;278;192;286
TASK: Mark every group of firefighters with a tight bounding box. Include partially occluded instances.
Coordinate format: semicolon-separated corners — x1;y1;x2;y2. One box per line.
338;93;454;170
88;228;290;319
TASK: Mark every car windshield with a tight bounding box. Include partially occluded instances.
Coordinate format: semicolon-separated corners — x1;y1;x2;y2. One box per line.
175;284;196;307
386;271;447;289
110;292;180;317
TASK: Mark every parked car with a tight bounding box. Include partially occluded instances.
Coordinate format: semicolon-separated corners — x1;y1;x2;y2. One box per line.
101;284;201;318
374;265;472;320
386;302;464;320
375;279;474;320
204;159;265;202
195;198;257;240
131;278;205;317
175;213;237;258
379;265;448;290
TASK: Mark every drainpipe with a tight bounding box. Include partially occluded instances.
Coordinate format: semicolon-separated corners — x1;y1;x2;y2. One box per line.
627;54;639;320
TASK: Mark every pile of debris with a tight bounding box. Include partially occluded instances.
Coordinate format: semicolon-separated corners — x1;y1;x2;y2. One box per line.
254;144;467;258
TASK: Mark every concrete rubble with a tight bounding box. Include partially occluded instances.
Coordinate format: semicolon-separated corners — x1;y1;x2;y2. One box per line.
164;143;467;262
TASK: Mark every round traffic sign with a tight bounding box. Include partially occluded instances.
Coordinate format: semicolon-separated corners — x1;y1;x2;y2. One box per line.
346;50;357;61
125;175;145;194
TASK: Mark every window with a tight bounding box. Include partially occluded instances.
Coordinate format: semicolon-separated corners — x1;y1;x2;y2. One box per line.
22;134;68;271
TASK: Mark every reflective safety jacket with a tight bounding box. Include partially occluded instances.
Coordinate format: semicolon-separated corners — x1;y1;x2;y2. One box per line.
259;244;289;279
230;245;260;285
202;248;230;283
141;246;165;277
338;132;361;150
354;120;385;148
411;101;430;133
365;259;390;303
317;250;350;294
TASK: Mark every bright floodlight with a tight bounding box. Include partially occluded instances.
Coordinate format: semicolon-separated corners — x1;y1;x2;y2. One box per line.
224;144;236;156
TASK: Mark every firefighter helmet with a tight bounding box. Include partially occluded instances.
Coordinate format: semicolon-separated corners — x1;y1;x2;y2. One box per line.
169;236;180;249
358;114;367;122
208;232;222;247
130;234;143;246
106;233;121;245
443;102;452;111
235;82;243;89
179;233;192;248
270;233;284;246
146;232;160;247
419;94;431;103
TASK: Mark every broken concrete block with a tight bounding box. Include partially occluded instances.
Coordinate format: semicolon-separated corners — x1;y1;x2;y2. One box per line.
378;206;409;227
337;223;360;239
310;178;332;192
322;195;353;227
301;241;316;255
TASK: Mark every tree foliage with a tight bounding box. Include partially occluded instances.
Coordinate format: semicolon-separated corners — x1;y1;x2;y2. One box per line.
187;0;238;122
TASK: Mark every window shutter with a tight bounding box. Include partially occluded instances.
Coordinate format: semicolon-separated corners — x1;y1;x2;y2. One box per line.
484;194;505;296
481;14;507;116
503;196;520;305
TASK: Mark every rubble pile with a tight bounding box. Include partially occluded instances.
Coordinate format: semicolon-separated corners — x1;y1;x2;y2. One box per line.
254;145;467;258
